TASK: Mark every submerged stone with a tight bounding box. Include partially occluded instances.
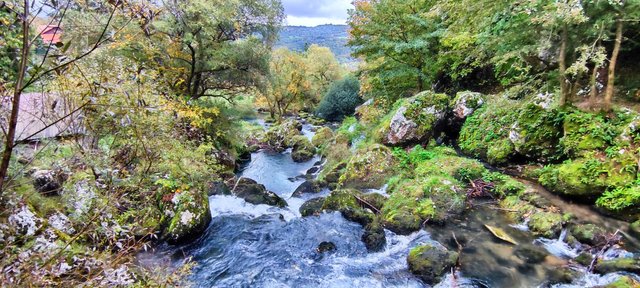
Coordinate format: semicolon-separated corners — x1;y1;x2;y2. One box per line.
362;219;386;252
407;243;458;284
317;241;337;253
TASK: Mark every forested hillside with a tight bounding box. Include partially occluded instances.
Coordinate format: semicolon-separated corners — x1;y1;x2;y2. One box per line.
276;25;354;63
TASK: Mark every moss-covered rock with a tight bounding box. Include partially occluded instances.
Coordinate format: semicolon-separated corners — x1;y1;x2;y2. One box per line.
629;220;640;238
382;176;465;234
570;224;605;245
362;218;386;252
414;154;487;183
165;189;212;244
339;144;397;189
561;111;613;157
595;257;640;275
528;212;564;238
322;189;375;226
300;197;326;217
311;127;334;148
499;195;538;222
604;275;640;288
233;178;287;207
290;136;315;162
452;91;484;121
378;91;450;146
263;119;302;152
538;158;636;200
459;96;563;165
407;243;459;284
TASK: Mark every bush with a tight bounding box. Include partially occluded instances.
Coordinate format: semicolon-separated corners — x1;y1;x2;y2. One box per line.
316;76;362;121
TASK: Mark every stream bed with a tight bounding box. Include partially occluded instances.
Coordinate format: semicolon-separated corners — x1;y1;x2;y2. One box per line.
144;121;640;287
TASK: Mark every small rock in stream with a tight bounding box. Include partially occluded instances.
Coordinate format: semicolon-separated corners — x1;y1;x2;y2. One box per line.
317;241;337;253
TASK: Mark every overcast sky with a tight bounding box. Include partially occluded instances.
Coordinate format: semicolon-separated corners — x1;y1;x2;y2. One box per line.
283;0;353;26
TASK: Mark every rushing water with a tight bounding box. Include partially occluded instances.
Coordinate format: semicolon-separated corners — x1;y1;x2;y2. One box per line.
144;119;640;288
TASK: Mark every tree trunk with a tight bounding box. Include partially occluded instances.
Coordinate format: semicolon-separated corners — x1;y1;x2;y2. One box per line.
417;72;423;92
558;24;569;106
0;0;29;194
604;19;623;112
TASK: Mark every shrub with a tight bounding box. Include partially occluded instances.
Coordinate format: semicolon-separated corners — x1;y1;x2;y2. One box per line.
316;76;362;121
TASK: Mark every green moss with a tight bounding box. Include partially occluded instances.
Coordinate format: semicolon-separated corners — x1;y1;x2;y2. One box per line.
339;144;397;189
165;189;212;244
528;212;564;238
561;111;613;157
290;135;315;162
539;157;637;200
263;119;302;151
415;155;487;182
322;189;374;226
500;195;537;221
407;244;459;284
311;127;334;148
459;96;564;164
604;276;640;288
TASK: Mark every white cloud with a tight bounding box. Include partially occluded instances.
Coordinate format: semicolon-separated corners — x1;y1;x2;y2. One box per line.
286;15;347;27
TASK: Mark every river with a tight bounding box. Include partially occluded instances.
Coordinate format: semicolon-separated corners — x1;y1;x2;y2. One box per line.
143;120;639;288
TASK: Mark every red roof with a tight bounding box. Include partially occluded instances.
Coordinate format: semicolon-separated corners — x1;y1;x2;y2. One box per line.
37;25;62;44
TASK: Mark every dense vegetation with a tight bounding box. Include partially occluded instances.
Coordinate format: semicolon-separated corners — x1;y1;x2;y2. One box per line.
276;25;355;63
2;0;640;286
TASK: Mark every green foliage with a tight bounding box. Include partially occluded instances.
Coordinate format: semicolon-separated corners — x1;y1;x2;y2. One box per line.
596;185;640;212
316;76;362;121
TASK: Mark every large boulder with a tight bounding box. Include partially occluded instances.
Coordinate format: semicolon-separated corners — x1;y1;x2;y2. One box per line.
263;119;303;152
379;91;450;146
290;136;315;163
339;144;397;189
165;189;212;244
407;243;459;284
233;178;287;207
459;97;563;165
382;176;465;235
538;158;636;201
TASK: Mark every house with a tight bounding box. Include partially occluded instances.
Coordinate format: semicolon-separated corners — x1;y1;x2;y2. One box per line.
37;25;62;44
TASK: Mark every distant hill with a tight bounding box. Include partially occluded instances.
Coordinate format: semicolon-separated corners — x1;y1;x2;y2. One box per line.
276;25;356;64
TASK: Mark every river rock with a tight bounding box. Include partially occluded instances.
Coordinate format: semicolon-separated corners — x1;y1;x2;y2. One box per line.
264;119;303;152
570;224;605;246
407;243;459;284
165;189;212;244
527;212;563;238
595;257;640;274
380;91;450;146
291;136;315;162
292;180;320;197
233;178;287;207
362;219;386;252
317;241;336;253
604;275;640;288
300;198;325;217
629;220;640;238
340;144;397;189
32;169;64;195
208;181;231;196
322;189;374;226
514;245;548;264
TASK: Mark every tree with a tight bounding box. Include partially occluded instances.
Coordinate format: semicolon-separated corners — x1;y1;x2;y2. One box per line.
348;0;445;102
304;44;344;107
316;75;362;121
155;0;284;101
260;48;311;119
0;0;120;193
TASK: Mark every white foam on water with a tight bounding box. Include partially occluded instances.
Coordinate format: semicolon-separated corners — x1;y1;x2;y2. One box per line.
209;195;298;221
364;184;389;197
535;228;579;259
